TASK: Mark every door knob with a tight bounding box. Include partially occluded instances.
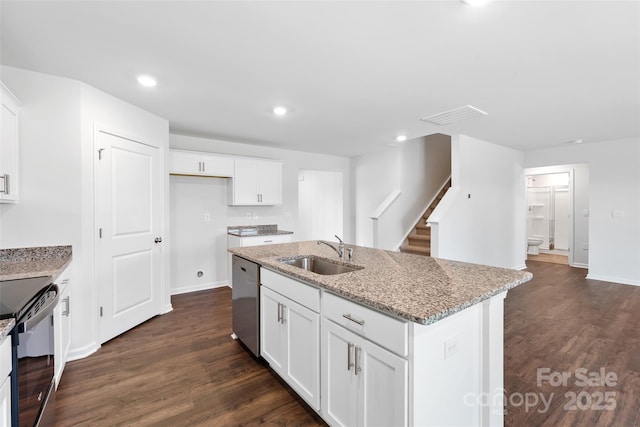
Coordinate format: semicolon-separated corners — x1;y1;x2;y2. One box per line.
154;237;163;243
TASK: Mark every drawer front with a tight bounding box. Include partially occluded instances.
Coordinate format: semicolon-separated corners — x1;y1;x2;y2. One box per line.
0;335;11;379
261;269;320;312
323;292;408;357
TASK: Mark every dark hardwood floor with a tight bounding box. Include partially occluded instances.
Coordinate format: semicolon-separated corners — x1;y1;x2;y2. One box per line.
53;287;325;426
505;261;640;427
53;261;640;426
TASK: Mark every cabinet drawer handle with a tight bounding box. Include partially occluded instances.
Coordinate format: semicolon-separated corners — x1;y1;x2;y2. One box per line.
343;314;365;326
355;346;362;375
0;174;10;195
263;240;273;243
277;303;282;323
62;296;70;316
347;342;354;371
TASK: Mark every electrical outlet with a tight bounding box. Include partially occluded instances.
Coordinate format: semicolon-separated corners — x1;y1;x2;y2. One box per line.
444;335;460;359
204;213;210;222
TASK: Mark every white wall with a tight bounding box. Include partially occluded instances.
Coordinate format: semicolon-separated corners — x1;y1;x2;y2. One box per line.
298;170;343;242
169;133;351;293
0;66;169;360
430;135;526;270
353;133;451;249
526;164;590;267
525;137;640;286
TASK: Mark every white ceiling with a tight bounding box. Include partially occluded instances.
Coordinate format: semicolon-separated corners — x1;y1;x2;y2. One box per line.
1;1;638;157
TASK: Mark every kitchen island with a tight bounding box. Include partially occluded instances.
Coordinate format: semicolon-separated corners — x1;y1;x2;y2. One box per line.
229;241;532;427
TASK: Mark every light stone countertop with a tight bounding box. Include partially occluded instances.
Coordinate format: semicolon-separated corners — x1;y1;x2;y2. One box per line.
229;241;533;325
0;245;72;282
0;319;15;340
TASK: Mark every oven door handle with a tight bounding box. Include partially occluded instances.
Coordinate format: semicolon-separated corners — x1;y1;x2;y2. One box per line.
18;285;59;333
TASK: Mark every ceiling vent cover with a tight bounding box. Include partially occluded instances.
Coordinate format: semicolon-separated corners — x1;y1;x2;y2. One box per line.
421;105;488;125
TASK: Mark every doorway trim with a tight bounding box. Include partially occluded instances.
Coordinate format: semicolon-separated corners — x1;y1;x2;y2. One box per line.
525;164;589;269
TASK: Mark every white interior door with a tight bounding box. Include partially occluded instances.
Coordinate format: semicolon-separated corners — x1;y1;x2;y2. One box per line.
96;129;162;344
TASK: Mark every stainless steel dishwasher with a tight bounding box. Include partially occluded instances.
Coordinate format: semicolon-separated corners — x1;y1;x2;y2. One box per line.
231;255;261;357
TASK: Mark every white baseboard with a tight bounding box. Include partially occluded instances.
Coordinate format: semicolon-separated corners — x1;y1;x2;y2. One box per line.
513;263;527;271
570;262;588;269
162;303;173;314
67;342;99;362
171;280;230;295
585;274;640;287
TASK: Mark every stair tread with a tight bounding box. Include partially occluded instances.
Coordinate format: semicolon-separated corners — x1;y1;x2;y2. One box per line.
408;234;431;242
400;245;430;256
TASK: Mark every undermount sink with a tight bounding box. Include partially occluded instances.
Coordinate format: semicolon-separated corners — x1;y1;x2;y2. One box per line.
278;255;363;275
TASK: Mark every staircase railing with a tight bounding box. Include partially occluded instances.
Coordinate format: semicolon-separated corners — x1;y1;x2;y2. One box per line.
369;190;401;248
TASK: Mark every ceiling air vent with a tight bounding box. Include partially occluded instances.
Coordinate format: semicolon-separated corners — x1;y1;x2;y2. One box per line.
421;105;488;125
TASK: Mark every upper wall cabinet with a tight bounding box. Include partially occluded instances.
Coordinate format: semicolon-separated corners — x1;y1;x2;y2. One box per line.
169;149;233;177
0;83;21;203
228;158;282;206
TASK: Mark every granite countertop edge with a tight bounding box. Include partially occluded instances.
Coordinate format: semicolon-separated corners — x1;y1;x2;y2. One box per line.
0;245;72;282
229;242;533;325
261;262;528;325
0;319;16;340
228;230;294;237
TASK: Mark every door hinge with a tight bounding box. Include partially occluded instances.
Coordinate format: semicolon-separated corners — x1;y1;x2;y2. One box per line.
100;306;103;317
99;228;102;238
98;148;105;160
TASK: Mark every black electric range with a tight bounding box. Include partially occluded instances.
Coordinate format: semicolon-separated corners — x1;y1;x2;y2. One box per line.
1;276;59;427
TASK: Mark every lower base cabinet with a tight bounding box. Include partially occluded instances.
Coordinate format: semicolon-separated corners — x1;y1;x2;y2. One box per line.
1;335;11;427
322;318;408;427
260;284;320;410
54;267;71;389
260;268;508;427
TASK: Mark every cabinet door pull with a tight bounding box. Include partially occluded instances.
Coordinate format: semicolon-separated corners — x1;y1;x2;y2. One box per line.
62;296;70;316
277;302;282;323
343;314;365;326
355;346;362;375
347;342;355;371
0;174;9;195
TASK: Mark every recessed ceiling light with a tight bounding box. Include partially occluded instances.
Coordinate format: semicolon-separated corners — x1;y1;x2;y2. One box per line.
273;106;287;116
461;0;491;6
570;139;584;144
396;135;407;142
137;75;157;87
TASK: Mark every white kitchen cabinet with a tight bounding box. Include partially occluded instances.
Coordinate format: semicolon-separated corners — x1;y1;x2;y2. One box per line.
54;266;71;389
227;233;292;249
169;149;233;177
0;82;20;203
0;334;11;427
322;313;408;427
260;270;320;410
228;158;282;205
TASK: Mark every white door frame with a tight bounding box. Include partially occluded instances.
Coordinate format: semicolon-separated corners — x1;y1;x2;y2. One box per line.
92;123;167;346
525;168;577;267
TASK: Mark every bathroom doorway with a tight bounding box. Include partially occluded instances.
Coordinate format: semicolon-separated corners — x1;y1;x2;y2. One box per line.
525;163;589;269
526;172;571;265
